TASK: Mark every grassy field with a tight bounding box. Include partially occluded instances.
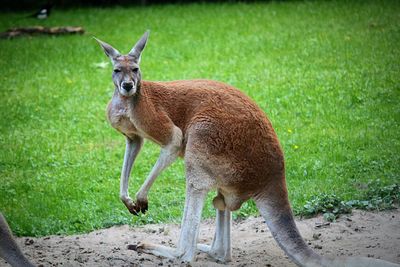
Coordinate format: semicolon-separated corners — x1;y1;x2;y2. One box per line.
0;0;399;236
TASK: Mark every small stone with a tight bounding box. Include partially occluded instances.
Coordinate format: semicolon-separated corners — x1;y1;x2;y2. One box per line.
313;233;321;240
25;239;34;246
127;244;137;250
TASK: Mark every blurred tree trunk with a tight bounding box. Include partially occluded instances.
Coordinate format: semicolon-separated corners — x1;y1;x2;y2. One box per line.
0;26;84;38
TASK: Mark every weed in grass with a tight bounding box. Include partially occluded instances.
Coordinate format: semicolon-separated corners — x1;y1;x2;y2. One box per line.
296;180;399;221
296;193;353;222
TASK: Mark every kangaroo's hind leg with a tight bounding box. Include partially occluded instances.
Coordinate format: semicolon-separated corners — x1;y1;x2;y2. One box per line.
197;191;232;262
134;160;213;263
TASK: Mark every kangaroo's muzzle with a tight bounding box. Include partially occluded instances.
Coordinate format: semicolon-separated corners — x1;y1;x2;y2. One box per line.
121;81;134;91
120;81;136;96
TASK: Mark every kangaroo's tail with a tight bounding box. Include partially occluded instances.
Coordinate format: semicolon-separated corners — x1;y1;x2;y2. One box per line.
0;213;35;267
254;182;399;267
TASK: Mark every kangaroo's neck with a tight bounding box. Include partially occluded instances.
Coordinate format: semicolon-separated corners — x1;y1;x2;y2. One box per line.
115;80;157;106
125;81;157;117
113;81;177;146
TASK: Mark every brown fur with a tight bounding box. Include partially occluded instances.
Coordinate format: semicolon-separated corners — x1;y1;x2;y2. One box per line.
108;79;285;208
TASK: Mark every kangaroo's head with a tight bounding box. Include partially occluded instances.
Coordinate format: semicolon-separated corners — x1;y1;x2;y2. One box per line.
95;31;149;97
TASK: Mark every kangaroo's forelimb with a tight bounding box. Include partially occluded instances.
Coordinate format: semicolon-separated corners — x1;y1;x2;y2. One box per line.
120;136;145;215
120;126;182;216
0;213;35;267
135;126;183;205
120;125;182;216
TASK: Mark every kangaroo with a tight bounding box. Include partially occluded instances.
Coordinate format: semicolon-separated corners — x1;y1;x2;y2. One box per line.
0;213;35;267
96;31;400;267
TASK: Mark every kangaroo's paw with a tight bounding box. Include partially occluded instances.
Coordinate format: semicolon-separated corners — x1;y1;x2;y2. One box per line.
197;243;232;263
133;198;148;214
122;197;148;215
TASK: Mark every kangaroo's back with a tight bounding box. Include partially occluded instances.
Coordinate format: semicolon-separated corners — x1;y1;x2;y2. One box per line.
141;79;285;202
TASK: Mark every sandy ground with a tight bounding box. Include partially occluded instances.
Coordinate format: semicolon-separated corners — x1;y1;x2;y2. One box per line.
1;209;399;267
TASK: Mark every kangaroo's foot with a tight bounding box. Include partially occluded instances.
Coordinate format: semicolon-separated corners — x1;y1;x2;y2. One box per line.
129;242;196;263
197;243;232;263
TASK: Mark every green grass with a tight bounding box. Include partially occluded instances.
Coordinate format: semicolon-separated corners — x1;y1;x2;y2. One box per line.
0;0;399;236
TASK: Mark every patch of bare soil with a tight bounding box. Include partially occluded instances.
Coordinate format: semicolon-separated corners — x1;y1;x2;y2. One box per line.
1;209;399;267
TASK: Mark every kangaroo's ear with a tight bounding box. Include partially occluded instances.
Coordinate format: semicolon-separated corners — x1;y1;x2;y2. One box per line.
128;30;150;63
94;37;121;63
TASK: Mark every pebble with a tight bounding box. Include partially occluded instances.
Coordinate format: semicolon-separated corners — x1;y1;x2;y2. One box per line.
313;233;321;240
25;238;34;245
127;244;137;250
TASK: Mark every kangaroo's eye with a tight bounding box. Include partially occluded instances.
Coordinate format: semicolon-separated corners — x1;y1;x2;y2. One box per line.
113;69;121;73
132;67;139;72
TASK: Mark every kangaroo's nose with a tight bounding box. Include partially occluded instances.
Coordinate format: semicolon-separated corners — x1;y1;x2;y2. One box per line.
121;82;134;91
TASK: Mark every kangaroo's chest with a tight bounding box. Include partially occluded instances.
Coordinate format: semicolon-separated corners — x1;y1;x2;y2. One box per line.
107;97;138;138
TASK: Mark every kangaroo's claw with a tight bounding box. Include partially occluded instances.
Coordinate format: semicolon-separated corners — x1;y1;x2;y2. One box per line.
128;199;148;215
122;197;148;216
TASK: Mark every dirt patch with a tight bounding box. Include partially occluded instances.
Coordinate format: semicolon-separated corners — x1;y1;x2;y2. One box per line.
1;209;399;267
